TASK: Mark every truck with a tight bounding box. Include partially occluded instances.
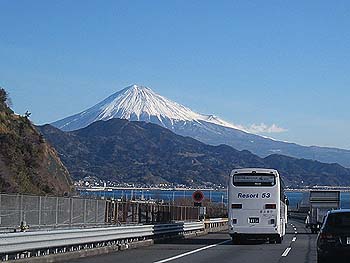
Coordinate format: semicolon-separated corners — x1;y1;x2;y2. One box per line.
306;190;340;233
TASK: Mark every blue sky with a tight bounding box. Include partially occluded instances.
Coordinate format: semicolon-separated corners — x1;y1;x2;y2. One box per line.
1;0;349;149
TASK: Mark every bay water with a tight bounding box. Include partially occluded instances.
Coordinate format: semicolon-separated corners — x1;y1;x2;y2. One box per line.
79;189;350;209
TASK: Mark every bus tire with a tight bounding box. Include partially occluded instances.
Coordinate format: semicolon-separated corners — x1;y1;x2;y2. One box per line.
276;236;282;244
232;235;241;245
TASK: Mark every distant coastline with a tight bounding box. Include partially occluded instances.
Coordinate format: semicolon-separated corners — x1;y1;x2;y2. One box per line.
77;186;350;192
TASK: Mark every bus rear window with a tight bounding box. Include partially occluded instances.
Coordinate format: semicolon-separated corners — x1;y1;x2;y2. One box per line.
233;173;276;186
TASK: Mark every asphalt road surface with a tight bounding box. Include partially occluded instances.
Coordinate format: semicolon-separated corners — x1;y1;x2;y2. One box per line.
71;219;319;263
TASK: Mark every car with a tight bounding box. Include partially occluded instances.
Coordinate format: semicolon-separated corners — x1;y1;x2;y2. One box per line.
317;209;350;262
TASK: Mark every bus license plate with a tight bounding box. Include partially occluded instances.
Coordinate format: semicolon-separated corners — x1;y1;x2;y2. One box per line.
347;237;350;245
249;217;259;224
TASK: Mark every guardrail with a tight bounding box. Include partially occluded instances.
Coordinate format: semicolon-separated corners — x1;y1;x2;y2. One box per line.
0;220;208;261
204;218;228;232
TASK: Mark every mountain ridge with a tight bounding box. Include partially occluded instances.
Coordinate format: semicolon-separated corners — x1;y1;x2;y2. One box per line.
51;84;350;167
39;118;350;188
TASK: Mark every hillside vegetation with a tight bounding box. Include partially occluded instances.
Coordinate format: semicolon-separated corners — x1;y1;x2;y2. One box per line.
38;118;350;188
0;88;73;195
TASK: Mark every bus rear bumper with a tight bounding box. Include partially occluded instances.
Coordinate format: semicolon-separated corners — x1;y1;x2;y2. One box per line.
229;226;279;235
230;233;281;242
229;226;283;243
230;233;280;239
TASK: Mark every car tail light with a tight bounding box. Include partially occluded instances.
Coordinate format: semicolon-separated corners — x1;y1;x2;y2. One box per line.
270;219;275;225
265;204;276;209
319;233;336;242
231;204;242;209
320;233;333;239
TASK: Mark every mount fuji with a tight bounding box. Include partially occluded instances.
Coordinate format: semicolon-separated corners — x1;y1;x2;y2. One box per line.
51;84;350;167
52;84;241;132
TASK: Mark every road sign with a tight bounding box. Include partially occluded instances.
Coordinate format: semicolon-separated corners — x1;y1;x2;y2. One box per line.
192;190;204;203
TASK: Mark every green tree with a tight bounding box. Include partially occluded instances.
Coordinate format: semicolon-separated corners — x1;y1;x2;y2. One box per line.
24;110;31;118
0;87;12;113
0;88;7;104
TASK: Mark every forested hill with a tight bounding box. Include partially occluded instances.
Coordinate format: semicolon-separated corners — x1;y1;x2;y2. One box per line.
0;88;73;195
38;118;350;188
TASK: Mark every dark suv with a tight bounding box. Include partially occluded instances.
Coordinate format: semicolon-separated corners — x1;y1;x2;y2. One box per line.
317;210;350;262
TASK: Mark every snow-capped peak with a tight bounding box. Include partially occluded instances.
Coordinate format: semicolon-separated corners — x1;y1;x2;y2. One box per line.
96;84;202;123
52;84;243;131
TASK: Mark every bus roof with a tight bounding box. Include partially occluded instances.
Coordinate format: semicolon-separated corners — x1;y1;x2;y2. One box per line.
230;168;279;176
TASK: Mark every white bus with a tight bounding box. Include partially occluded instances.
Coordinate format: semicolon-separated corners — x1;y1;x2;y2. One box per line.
228;168;288;244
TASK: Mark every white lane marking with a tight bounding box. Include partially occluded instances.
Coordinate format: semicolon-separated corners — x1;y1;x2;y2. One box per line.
281;247;292;257
292;237;297;242
153;240;231;263
294;231;298;234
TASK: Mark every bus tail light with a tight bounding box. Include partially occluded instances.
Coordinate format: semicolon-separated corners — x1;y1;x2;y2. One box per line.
265;204;276;209
231;204;242;209
232;219;237;224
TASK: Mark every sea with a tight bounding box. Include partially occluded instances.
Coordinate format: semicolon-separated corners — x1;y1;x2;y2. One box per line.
78;189;350;209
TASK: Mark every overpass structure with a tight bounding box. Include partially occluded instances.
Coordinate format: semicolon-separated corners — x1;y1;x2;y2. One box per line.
286;187;350;192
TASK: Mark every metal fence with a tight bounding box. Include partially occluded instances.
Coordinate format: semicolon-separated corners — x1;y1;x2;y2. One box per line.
206;205;227;218
0;193;201;231
0;193;106;231
105;200;200;224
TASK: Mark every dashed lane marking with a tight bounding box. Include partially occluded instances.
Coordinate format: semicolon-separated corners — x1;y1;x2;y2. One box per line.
281;222;299;258
153;240;231;263
281;247;292;257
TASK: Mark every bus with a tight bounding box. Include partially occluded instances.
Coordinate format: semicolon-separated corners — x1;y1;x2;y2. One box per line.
228;168;288;244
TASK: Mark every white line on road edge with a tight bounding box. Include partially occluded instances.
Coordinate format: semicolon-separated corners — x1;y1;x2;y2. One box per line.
281;247;292;257
153;240;231;263
292;237;297;242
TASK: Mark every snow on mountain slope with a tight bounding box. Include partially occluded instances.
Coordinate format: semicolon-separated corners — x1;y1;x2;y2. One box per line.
51;84;350;167
52;84;243;132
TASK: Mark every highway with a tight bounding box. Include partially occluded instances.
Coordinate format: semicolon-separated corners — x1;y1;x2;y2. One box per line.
71;219;322;263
